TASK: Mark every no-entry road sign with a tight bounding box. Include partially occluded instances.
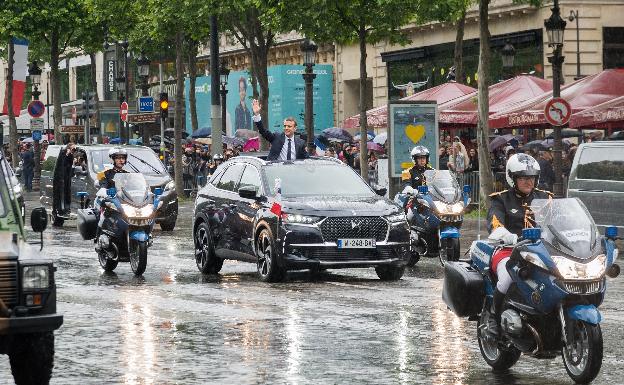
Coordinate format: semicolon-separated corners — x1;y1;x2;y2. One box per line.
544;97;572;126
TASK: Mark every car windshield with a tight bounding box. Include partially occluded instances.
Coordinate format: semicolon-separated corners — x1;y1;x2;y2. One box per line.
113;173;149;205
91;148;166;175
530;198;600;260
0;153;23;234
263;162;374;197
424;169;461;203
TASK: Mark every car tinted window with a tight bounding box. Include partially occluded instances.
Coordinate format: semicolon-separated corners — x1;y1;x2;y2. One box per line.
239;165;262;192
263;162;374;197
576;146;624;181
215;163;245;191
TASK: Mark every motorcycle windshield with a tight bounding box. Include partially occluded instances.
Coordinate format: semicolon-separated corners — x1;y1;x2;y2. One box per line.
530;198;600;260
113;173;149;205
424;170;461;203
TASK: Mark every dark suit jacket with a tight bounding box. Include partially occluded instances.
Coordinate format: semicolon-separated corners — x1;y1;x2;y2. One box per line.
255;119;308;161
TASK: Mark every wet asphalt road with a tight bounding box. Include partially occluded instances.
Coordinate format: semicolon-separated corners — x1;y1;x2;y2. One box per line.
2;193;624;385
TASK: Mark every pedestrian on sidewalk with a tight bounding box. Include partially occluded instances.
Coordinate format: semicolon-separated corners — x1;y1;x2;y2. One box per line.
21;143;35;192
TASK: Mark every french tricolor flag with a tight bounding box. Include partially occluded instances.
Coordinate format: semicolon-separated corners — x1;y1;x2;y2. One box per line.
2;38;29;116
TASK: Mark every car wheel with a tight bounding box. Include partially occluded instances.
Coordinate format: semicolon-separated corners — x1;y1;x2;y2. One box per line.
160;216;177;231
9;331;54;384
195;222;223;274
375;264;405;281
256;228;286;282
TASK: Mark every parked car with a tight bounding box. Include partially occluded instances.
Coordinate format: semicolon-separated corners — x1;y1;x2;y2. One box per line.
1;150;63;384
40;144;178;230
567;141;624;231
192;156;411;282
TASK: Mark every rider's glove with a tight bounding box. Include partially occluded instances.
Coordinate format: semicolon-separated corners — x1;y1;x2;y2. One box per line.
489;227;518;245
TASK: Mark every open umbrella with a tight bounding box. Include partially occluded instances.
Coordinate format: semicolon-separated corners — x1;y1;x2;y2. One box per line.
21;137;34;143
488;134;522;152
521;140;547;152
191;127;211;138
165;128;188;138
194;137;212;145
367;141;384;153
321;127;353;142
353;132;375;141
243;137;259;151
373;132;387;145
235;129;258;139
541;138;572;148
222;136;246;147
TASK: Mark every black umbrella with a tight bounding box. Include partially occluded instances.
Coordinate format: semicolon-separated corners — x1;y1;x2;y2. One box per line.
521;140;547;152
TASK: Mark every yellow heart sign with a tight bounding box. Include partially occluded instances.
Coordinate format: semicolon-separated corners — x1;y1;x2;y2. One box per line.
405;124;426;143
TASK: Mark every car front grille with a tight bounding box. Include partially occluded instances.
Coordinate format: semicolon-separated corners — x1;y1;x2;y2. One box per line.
561;280;603;295
0;261;19;307
319;216;388;242
305;248;397;262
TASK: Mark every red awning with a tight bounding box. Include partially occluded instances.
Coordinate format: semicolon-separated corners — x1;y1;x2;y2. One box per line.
342;81;475;130
438;75;552;127
569;95;624;129
489;69;624;129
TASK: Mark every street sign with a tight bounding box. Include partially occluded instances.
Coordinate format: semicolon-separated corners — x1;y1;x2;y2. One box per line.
128;113;159;124
32;130;42;141
27;100;45;118
138;96;154;113
30;118;44;131
544;97;572;126
120;101;129;122
60;125;85;134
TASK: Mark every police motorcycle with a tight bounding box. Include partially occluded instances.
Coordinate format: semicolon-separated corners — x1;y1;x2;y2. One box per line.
395;169;470;266
77;173;163;276
442;197;620;384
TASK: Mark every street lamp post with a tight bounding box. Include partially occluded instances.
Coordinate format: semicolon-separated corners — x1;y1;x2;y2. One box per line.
545;0;567;197
137;52;151;97
300;38;318;151
501;41;516;80
116;70;127;143
568;10;582;80
28;61;42;191
219;61;230;136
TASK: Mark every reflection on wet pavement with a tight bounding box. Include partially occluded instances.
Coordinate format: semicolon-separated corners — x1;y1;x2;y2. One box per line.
2;199;623;384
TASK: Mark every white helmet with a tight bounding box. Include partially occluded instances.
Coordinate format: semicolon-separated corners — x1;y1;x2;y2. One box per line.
506;153;540;188
410;146;430;162
108;147;127;160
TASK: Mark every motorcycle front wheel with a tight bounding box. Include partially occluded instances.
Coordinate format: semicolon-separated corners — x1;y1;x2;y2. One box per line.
98;250;118;272
477;309;520;371
439;238;460;266
130;240;148;276
562;320;603;384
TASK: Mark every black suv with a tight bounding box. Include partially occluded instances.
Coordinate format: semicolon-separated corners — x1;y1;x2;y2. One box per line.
40;144;178;230
1;151;63;383
192;156;410;282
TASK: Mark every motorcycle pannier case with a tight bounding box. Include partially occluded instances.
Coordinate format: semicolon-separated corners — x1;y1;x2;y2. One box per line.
77;208;99;240
442;261;484;317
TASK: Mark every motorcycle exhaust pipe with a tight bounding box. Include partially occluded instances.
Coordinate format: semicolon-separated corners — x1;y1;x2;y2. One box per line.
607;263;620;278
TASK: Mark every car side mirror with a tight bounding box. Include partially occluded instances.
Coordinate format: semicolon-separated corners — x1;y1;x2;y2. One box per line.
238;185;258;200
31;207;48;233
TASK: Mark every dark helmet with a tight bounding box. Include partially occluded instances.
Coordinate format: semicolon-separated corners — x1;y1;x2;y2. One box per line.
506;153;541;189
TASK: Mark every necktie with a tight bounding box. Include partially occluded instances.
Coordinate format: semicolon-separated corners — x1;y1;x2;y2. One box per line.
287;139;292;160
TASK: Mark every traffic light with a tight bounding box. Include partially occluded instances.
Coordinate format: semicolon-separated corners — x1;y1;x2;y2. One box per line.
81;91;96;118
159;92;169;121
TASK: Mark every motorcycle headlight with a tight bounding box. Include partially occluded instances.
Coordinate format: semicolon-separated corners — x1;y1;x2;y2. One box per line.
520;251;549;270
433;201;447;213
121;204;154;218
164;181;175;192
553;254;607;280
22;265;50;290
432;201;464;215
385;213;407;223
139;205;154;217
281;213;322;224
450;202;464;214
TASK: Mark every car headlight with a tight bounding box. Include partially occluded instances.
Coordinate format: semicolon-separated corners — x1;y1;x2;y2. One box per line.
164;181;175;192
22;265;50;290
281;213;322;224
553;254;607;280
385;213;407;223
432;201;464;215
520;251;549;270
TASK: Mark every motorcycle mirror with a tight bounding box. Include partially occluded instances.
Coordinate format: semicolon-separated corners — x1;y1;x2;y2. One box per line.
417;185;428;195
463;184;471;194
605;226;618;240
522;227;541;242
154;187;163;196
106;187;117;197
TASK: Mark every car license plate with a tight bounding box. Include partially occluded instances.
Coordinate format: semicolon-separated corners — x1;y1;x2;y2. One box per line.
337;239;376;248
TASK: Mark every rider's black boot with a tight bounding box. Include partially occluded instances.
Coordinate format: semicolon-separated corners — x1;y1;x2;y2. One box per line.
489;289;505;337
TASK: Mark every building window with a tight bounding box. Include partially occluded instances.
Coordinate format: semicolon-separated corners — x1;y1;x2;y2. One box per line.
383;30;544;100
603;27;624;69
